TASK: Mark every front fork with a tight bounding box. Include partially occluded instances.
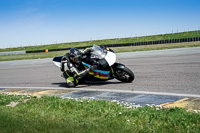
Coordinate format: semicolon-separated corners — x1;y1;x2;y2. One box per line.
111;63;126;77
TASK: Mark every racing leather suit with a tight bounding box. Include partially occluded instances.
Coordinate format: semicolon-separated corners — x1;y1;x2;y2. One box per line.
60;47;94;87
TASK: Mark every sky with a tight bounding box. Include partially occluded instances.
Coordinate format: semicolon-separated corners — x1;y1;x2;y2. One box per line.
0;0;200;48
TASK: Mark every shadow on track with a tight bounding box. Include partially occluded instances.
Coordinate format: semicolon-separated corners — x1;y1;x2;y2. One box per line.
51;81;126;88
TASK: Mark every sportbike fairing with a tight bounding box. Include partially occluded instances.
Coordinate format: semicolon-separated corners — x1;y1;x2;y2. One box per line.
52;45;135;84
82;62;113;80
91;45;116;66
53;56;62;67
53;45;118;80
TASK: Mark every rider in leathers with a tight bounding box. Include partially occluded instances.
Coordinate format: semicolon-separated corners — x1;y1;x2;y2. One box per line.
60;47;96;87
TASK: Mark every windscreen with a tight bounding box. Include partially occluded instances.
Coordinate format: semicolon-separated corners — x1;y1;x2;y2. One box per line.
91;45;107;59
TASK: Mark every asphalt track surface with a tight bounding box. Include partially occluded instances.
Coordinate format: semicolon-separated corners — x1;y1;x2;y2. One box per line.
0;47;200;96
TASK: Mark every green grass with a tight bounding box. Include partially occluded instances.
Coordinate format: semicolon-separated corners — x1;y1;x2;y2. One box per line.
0;94;200;133
112;41;200;53
1;41;200;61
0;30;200;52
0;30;200;61
0;50;68;61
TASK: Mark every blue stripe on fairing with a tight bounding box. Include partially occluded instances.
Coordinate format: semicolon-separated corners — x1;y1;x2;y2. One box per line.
95;70;110;75
82;62;110;75
82;62;91;67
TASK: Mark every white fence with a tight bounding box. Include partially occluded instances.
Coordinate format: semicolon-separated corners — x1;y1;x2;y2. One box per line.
0;51;26;56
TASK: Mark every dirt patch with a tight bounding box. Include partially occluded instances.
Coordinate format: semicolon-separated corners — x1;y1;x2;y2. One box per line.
6;102;19;107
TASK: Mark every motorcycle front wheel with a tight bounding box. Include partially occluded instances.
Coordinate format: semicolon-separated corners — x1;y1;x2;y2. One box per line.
114;67;135;82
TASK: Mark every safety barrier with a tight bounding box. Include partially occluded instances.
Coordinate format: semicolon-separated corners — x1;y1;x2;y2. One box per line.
26;37;200;53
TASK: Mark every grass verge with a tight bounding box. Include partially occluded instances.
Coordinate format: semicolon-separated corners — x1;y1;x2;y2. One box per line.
0;94;200;133
0;41;200;61
0;30;200;52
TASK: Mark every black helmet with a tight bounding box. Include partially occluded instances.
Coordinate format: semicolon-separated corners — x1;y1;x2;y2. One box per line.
69;48;81;64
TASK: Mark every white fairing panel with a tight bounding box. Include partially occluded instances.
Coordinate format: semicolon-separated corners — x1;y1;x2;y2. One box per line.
53;61;61;68
105;51;116;66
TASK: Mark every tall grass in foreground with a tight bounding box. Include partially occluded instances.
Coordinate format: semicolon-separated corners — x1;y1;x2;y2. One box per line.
0;94;200;133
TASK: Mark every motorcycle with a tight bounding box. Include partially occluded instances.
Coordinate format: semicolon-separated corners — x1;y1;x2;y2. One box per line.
53;44;134;85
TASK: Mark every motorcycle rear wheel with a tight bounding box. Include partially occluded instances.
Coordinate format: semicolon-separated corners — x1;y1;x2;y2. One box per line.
115;67;135;82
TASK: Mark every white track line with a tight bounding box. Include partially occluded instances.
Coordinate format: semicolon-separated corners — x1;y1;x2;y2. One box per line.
1;86;200;98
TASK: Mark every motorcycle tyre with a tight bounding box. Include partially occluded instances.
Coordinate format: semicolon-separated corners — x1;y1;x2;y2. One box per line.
115;67;135;82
